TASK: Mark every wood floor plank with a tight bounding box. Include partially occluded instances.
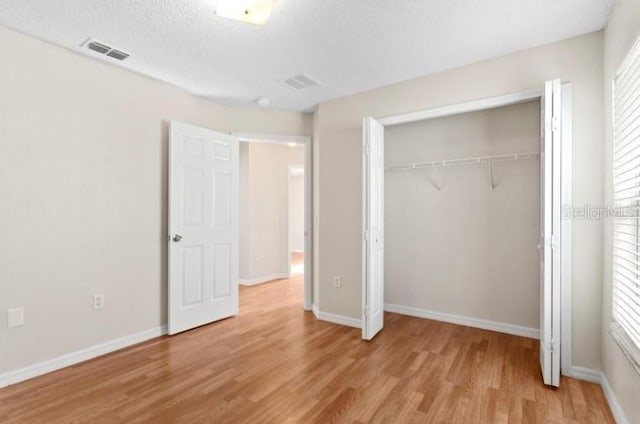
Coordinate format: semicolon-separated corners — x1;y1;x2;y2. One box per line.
0;269;614;423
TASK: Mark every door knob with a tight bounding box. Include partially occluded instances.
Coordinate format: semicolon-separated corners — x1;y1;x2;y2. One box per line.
173;234;182;242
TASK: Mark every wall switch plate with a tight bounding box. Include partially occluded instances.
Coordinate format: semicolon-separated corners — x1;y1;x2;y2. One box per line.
93;294;105;310
333;276;342;288
8;307;24;328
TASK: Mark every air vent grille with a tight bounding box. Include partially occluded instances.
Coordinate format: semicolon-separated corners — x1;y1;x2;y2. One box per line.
106;49;130;61
87;41;110;54
279;73;320;91
83;39;130;61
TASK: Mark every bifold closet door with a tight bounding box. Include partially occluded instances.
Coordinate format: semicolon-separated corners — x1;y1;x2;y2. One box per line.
540;79;562;387
168;121;239;335
362;117;385;340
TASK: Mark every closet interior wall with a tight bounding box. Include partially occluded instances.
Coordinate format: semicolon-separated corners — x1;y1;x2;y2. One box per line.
384;100;541;330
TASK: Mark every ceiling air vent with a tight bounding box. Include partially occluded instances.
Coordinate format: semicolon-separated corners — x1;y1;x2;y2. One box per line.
106;49;130;61
87;41;110;54
279;73;320;91
82;39;130;61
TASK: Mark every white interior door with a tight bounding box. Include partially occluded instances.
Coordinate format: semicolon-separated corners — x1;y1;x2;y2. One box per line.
362;117;385;340
169;121;239;335
540;79;562;386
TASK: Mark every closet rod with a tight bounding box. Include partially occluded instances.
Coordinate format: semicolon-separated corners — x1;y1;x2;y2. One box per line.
385;151;540;172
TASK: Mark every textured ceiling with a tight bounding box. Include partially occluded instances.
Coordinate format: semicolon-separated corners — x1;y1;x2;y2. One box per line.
0;0;613;111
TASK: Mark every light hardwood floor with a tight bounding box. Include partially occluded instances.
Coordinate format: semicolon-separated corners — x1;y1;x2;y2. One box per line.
0;272;614;423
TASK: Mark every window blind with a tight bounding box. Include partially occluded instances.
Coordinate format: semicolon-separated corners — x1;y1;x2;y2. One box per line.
612;34;640;372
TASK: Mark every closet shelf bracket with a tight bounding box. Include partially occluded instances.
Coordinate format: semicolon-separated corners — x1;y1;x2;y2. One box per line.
488;162;496;189
430;165;442;191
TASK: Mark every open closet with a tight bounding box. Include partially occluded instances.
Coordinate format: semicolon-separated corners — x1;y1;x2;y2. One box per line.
385;100;541;329
361;80;572;388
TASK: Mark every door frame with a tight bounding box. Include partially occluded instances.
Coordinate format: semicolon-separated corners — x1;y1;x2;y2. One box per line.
232;132;313;311
365;86;573;374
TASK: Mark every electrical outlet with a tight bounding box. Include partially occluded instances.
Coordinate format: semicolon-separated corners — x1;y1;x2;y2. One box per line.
333;276;342;288
93;294;105;310
8;307;24;328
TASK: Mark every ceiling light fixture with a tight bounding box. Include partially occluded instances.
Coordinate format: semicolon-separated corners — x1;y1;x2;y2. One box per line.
215;0;278;26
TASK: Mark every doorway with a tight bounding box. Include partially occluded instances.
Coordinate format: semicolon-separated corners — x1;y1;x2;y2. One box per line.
235;133;312;311
237;141;305;288
168;126;312;337
361;81;573;387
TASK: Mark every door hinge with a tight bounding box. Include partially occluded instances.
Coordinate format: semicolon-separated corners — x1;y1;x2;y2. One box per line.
552;116;560;132
364;144;369;156
364;230;369;241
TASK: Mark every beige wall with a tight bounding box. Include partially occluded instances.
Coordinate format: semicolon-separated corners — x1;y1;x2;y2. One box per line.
0;26;311;374
602;0;640;422
315;31;604;369
385;101;540;329
239;143;252;279
289;173;305;253
239;143;304;281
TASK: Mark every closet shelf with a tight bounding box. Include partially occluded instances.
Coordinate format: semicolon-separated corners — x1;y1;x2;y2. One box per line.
385;151;540;172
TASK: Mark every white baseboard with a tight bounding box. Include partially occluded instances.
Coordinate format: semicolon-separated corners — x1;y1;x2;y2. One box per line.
384;303;540;339
0;325;167;389
239;273;289;286
312;305;361;329
601;372;630;424
560;366;628;424
563;365;602;383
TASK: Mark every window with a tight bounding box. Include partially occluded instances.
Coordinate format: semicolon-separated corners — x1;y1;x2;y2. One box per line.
612;34;640;373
